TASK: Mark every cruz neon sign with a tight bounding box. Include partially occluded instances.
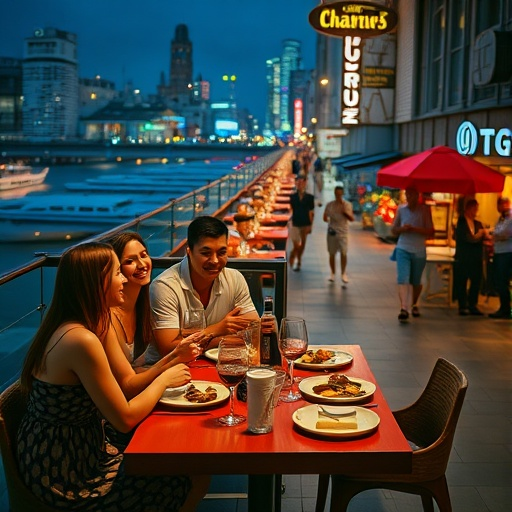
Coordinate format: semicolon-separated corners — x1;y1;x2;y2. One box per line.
342;36;362;125
309;1;398;38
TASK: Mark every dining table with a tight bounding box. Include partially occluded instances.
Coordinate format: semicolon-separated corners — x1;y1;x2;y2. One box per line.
124;345;412;512
224;212;291;226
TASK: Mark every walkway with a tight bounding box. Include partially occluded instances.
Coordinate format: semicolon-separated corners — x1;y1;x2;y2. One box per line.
278;176;511;512
1;177;510;511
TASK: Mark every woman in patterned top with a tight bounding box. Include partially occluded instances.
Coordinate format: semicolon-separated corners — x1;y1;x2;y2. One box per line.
17;242;209;511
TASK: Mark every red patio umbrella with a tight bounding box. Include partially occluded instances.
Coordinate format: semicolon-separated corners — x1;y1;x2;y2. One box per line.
377;145;505;194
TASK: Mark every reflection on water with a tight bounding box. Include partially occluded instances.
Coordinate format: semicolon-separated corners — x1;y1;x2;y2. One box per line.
0;183;50;200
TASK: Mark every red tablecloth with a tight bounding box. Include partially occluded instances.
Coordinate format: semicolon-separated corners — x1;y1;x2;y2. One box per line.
124;345;412;511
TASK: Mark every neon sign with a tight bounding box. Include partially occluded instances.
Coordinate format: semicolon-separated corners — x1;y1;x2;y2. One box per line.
456;121;511;157
309;1;398;38
342;36;362;125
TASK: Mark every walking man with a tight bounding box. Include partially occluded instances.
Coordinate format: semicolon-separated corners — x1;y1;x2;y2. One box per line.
289;175;315;271
391;187;434;322
489;197;512;319
323;183;354;285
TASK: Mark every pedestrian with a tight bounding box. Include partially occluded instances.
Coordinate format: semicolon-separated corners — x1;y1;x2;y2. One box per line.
489;197;512;319
289;174;315;271
453;198;489;316
323;183;354;285
391;187;434;322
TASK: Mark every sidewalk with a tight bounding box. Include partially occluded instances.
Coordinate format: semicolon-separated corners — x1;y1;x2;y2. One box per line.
279;177;511;511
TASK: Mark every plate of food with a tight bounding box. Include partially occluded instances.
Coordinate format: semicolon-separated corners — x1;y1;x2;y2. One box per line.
204;348;219;362
298;374;376;403
159;380;229;408
294;347;353;370
292;404;380;438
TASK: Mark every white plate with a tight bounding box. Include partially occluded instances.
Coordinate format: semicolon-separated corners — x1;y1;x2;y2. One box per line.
293;404;380;438
159;380;229;408
204;348;219;362
161;384;190;399
294;347;353;370
298;375;376;403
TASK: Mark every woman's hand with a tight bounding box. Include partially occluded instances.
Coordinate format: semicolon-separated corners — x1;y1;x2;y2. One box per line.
172;332;213;363
160;363;191;389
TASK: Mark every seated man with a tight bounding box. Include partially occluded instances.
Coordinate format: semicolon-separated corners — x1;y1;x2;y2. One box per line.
144;216;260;364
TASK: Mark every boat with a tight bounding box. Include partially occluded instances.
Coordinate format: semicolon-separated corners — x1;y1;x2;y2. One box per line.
0;163;49;191
64;165;235;193
0;194;167;242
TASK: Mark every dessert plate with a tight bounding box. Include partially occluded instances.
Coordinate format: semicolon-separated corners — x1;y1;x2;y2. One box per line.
293;404;380;438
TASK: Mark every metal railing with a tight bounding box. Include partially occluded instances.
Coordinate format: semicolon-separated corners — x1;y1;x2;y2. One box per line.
0;148;289;389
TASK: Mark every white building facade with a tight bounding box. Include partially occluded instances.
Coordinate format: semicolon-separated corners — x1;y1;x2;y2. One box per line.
22;28;79;140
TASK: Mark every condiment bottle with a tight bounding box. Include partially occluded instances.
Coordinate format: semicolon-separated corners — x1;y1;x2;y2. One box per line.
260;296;281;366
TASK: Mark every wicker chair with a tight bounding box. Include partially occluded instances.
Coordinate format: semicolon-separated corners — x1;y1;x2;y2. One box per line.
315;358;468;512
0;380;61;512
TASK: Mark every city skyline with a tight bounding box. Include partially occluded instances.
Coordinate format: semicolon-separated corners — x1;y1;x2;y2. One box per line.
2;0;318;123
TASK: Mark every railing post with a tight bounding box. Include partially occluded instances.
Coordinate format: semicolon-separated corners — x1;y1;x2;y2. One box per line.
170;203;175;253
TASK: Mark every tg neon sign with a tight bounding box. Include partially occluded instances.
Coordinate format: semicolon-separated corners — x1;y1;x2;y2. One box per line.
456;121;511;157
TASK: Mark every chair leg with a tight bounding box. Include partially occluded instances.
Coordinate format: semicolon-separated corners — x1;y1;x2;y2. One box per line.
420;492;435;512
422;477;452;512
328;477;362;512
315;474;330;512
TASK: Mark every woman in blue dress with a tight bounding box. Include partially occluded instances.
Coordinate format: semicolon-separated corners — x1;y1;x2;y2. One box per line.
17;242;209;511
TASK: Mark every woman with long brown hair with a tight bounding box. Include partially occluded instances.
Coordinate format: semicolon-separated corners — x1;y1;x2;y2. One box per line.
18;242;208;511
105;231;210;398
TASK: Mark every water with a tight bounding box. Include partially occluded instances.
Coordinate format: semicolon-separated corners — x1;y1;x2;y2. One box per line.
0;159;225;274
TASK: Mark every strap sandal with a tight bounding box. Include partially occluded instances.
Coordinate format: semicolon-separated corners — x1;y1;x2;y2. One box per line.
411;305;420;317
398;309;409;322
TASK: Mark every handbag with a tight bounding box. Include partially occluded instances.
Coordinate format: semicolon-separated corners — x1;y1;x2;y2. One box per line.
328;226;336;236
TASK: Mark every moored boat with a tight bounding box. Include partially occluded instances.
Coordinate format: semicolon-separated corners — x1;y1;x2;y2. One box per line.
0;163;49;191
0;194;166;242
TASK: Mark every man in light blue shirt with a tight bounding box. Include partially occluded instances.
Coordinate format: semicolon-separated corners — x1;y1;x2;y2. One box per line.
391;188;434;322
489;197;512;319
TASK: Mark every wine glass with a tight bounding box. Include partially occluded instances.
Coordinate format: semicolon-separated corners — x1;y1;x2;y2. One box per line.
181;308;206;338
216;336;249;426
278;317;308;402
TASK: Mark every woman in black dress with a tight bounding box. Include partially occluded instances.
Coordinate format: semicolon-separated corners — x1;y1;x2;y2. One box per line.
454;199;489;315
17;242;209;511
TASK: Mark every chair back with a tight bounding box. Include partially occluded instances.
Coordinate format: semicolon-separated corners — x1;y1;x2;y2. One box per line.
0;380;59;512
395;358;468;480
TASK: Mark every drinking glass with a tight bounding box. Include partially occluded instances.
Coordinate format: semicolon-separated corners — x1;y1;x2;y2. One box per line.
216;336;249;426
278;317;308;402
181;308;206;338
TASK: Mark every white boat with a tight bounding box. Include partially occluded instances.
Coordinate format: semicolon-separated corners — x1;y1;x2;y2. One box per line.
0;194;166;242
0;163;49;191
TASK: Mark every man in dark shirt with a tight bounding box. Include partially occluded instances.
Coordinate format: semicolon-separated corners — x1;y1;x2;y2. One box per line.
289;175;315;271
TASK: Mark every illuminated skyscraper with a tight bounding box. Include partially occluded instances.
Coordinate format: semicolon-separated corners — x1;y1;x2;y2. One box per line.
22;27;79;140
264;57;280;133
279;39;302;132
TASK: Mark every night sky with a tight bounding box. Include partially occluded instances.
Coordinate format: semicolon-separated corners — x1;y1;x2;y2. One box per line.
2;0;319;123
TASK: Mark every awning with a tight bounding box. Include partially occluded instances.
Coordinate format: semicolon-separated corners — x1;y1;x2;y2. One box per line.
331;153;362;166
342;151;402;170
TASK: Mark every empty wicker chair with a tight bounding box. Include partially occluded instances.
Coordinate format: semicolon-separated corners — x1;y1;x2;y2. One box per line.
315;358;468;512
0;380;60;512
